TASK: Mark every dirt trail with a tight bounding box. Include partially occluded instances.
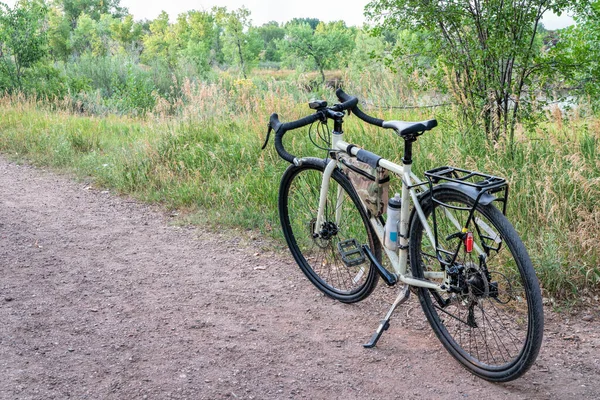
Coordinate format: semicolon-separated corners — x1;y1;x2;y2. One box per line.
0;155;599;400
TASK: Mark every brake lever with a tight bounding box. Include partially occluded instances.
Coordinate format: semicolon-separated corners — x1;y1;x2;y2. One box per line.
261;124;273;150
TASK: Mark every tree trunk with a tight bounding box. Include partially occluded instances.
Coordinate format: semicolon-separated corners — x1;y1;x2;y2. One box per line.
15;59;22;90
236;39;246;79
314;56;326;84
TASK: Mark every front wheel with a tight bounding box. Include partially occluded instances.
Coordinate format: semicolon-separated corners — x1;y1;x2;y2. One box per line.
409;188;544;382
279;158;379;303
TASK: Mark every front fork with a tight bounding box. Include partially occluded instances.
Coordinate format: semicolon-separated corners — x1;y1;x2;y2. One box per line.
313;159;340;237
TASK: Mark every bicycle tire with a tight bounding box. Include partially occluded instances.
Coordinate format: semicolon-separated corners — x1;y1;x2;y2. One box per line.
409;188;543;382
279;158;379;303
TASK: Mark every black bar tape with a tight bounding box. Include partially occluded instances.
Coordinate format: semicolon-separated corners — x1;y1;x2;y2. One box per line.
274;133;294;164
335;88;384;127
352;107;384;127
356;149;382;169
272;112;320;164
335;88;354;103
280;113;320;132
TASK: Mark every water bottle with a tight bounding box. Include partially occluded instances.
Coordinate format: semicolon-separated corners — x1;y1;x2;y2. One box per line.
384;193;402;250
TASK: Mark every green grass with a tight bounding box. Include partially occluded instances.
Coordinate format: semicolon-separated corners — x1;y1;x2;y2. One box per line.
0;75;598;302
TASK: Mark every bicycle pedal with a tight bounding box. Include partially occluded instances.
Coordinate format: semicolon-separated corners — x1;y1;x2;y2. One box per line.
337;239;366;267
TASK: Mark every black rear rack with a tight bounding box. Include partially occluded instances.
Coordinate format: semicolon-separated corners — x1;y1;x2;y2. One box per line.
425;166;506;194
425;165;509;215
424;166;510;267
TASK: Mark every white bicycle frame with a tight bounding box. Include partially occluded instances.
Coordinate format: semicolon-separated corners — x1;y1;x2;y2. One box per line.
312;131;487;292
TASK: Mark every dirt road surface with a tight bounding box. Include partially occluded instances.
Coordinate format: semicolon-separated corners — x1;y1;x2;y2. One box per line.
1;155;599;399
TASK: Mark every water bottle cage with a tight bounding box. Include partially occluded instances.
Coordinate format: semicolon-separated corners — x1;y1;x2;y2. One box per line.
396;232;409;250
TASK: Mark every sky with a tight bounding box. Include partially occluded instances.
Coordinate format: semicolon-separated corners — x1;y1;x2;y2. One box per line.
121;0;373;27
4;0;575;30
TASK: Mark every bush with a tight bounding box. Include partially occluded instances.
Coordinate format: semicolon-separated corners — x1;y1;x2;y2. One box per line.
109;65;156;115
21;62;69;100
62;54;156;115
65;54;129;98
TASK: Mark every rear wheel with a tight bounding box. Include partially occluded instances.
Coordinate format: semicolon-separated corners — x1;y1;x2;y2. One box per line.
279;158;379;303
409;188;544;382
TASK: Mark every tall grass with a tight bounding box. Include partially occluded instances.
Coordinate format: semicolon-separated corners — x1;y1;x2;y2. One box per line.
0;70;598;302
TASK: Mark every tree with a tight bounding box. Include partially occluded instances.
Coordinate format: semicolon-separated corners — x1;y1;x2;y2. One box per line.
141;11;178;67
58;0;127;28
289;17;320;30
47;4;72;60
256;21;284;63
215;6;261;78
174;10;220;74
110;14;143;54
367;0;574;145
549;1;600;102
282;20;355;84
348;29;386;72
70;12;114;57
0;0;48;90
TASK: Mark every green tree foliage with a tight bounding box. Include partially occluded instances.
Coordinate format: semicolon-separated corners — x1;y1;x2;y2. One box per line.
256;21;284;63
48;0;144;59
349;29;384;70
71;12;115;57
58;0;127;28
215;6;261;78
174;10;221;74
47;4;72;60
141;9;222;78
289;17;320;30
110;14;143;53
367;0;574;144
549;1;600;102
0;0;49;90
282;21;355;83
141;11;177;67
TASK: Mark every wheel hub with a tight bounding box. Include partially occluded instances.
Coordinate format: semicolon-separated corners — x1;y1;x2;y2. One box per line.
309;218;339;247
447;261;489;299
466;267;488;297
319;221;339;240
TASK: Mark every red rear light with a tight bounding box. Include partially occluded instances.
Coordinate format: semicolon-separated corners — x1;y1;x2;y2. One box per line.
465;232;474;253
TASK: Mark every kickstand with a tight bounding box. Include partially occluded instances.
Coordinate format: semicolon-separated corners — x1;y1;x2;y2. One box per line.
364;284;411;348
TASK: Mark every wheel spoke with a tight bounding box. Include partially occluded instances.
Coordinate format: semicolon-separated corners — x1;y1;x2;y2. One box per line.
280;163;379;303
410;189;543;381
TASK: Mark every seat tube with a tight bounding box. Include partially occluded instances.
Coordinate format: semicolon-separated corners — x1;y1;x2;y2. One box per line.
398;139;414;274
398;162;412;274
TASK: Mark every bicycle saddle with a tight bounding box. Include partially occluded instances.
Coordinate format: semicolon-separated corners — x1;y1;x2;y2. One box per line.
382;119;438;137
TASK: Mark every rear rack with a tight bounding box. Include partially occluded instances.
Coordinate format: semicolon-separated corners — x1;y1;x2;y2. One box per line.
423;166;510;267
424;166;509;215
425;166;506;194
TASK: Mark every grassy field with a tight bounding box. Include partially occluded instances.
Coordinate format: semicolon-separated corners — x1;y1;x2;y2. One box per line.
0;72;598;303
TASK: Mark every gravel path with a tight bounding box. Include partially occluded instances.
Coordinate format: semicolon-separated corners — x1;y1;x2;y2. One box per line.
1;155;599;399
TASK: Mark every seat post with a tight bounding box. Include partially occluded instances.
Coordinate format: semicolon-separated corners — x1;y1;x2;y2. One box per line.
402;138;416;165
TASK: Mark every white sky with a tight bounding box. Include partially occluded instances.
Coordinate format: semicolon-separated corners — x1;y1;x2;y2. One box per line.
3;0;574;29
121;0;372;27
